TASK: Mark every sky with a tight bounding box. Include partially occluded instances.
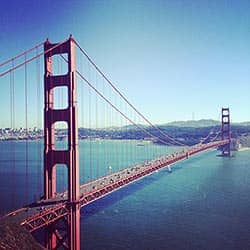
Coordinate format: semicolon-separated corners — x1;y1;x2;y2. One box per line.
0;0;250;126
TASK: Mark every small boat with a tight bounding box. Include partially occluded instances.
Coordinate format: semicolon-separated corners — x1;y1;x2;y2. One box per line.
167;166;172;173
137;140;145;146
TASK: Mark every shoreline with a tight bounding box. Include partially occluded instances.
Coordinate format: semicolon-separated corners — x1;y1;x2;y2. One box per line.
238;147;250;151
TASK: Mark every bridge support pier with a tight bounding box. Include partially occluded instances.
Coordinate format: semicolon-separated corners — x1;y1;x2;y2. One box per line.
68;203;80;250
44;36;80;250
45;224;57;250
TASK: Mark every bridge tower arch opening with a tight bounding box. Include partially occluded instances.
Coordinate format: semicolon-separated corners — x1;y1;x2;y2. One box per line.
44;36;80;250
221;107;231;157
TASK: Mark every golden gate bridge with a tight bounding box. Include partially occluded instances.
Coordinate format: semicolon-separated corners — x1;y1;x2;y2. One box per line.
0;36;231;249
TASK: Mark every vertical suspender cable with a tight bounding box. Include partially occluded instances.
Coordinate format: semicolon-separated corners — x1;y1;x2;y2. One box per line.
12;59;16;207
128;103;131;165
102;78;106;176
36;48;42;198
9;66;13;208
24;53;29;203
95;72;99;179
81;81;85;183
10;59;16;209
80;57;84;183
109;81;112;171
88;66;92;181
125;100;128;169
119;94;122;171
115;91;118;170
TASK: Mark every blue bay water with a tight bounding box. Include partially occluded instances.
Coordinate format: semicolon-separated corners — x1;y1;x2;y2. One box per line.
0;140;250;249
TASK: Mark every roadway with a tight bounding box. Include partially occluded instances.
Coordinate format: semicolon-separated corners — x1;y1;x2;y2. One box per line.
2;139;229;232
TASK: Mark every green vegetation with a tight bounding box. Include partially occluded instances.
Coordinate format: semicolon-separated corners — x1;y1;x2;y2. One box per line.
0;218;44;250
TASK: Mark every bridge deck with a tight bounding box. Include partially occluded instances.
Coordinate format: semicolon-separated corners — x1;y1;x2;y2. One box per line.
2;140;229;232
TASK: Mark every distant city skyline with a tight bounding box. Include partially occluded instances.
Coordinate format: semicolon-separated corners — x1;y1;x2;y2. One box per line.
0;0;250;126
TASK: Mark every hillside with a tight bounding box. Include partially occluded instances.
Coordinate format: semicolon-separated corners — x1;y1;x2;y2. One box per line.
164;119;220;128
77;122;250;146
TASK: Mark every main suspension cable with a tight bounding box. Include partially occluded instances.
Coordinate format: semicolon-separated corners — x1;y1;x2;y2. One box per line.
74;39;187;147
0;41;44;67
76;70;171;146
58;53;172;146
0;39;69;78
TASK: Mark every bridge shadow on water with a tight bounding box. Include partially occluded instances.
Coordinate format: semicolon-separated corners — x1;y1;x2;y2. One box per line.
81;164;185;219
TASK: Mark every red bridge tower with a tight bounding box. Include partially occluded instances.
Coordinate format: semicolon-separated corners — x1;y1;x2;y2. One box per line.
221;107;231;156
44;36;80;249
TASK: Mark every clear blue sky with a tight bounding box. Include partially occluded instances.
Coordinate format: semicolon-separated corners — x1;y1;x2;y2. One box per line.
0;0;250;124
